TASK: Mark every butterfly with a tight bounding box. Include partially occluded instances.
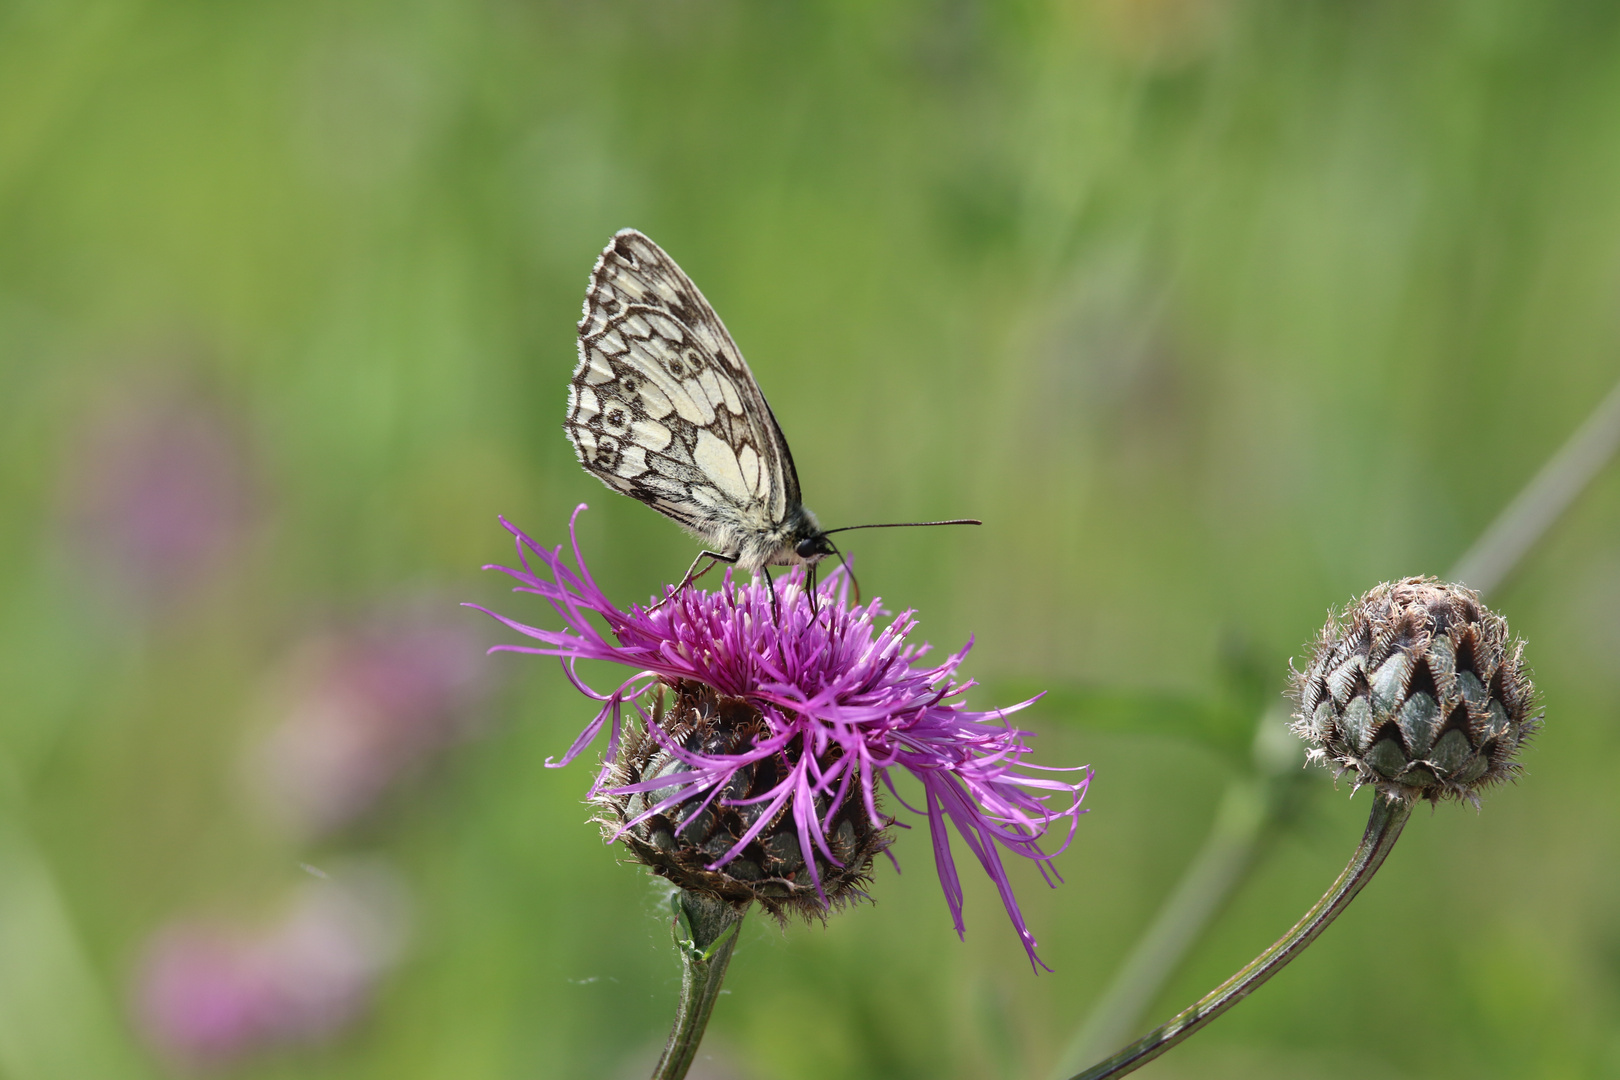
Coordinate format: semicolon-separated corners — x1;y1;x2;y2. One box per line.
565;229;975;607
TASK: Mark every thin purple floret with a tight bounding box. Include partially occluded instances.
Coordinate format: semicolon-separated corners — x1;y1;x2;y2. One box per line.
471;505;1091;971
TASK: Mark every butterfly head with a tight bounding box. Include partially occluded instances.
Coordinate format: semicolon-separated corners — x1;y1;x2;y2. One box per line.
776;512;848;610
794;532;837;563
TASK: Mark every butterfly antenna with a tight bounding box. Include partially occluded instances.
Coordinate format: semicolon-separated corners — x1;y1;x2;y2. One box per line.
820;518;981;536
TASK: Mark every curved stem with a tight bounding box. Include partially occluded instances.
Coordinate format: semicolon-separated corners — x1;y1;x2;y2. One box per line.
1067;795;1413;1080
651;890;746;1080
1049;777;1269;1078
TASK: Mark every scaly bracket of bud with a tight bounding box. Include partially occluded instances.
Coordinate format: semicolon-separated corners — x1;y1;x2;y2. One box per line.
1293;577;1539;804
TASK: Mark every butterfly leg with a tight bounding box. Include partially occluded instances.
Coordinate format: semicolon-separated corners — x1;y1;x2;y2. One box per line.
649;550;738;612
683;550;737;588
807;562;843;627
759;565;783;624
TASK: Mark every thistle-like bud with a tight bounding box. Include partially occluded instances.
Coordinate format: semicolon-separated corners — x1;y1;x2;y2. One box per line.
598;679;890;919
1292;577;1540;804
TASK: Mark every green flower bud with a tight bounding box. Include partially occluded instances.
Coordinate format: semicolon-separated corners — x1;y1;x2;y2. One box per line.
1292;577;1540;804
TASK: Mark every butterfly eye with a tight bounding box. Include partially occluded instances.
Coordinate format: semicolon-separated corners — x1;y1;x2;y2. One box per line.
795;537;826;560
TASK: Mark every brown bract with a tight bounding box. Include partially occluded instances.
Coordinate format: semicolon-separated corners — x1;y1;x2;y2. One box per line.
596;679;892;920
1292;577;1540;805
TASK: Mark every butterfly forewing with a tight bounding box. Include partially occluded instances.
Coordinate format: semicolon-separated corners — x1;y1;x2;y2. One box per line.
567;230;804;565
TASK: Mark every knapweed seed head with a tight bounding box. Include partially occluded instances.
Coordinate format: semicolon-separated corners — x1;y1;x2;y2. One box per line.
1292;577;1540;805
474;507;1091;969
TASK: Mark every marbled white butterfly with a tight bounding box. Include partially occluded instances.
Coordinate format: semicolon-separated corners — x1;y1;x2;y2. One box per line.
566;229;975;604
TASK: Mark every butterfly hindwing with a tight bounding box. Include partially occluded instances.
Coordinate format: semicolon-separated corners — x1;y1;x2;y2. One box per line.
568;230;803;562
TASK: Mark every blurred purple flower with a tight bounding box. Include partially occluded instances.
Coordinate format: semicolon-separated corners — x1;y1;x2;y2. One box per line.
475;507;1091;969
248;608;494;837
135;868;408;1070
57;381;256;616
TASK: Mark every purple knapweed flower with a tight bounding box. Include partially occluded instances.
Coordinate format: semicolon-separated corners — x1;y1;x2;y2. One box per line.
56;378;256;619
475;506;1090;969
134;867;408;1070
246;605;494;837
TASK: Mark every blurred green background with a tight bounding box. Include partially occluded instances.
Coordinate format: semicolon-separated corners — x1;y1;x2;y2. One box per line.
3;1;1619;1077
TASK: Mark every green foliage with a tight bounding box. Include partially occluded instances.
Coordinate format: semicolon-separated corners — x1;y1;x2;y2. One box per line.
1;1;1618;1078
992;681;1255;766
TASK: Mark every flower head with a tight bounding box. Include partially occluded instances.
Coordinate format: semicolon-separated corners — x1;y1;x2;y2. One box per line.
1292;577;1541;805
246;604;495;837
57;378;256;618
133;866;408;1070
475;506;1090;969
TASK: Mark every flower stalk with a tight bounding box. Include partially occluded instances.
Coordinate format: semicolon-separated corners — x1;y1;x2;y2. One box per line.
652;890;746;1080
1067;794;1413;1080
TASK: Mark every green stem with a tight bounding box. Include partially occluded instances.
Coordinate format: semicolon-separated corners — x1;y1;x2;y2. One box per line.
1049;777;1268;1078
1448;374;1620;595
1067;795;1414;1080
651;890;746;1080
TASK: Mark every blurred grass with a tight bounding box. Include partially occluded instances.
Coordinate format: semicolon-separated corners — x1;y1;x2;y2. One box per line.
3;1;1620;1078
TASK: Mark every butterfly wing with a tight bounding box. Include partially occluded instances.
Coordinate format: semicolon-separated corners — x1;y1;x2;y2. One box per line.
567;230;801;554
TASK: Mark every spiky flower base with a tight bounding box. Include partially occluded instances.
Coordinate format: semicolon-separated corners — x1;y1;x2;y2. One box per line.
599;679;891;920
1293;577;1540;804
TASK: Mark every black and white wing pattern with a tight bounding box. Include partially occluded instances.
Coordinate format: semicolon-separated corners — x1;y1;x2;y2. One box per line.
566;229;822;573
